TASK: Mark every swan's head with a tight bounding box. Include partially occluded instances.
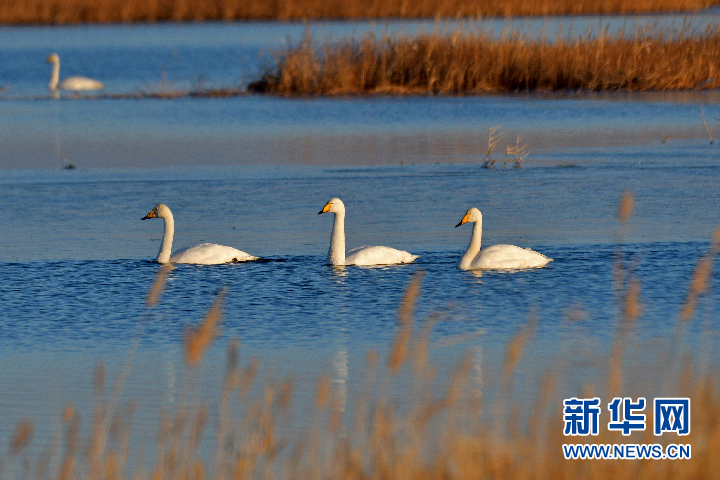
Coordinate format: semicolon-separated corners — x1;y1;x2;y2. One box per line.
455;207;482;228
46;53;59;64
318;197;345;215
142;204;171;220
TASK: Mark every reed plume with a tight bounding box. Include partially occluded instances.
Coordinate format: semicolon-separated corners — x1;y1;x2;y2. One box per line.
184;287;228;366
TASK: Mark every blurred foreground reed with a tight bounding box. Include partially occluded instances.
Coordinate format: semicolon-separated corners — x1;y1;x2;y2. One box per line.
4;194;720;480
250;26;720;94
0;0;717;24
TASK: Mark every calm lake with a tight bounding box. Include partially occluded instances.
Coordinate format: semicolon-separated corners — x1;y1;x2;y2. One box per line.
1;13;720;464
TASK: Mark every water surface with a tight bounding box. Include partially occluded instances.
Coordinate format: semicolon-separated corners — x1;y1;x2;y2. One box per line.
1;15;720;464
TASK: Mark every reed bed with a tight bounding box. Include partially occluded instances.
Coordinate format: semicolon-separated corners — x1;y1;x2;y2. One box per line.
249;26;720;94
3;194;720;480
0;0;717;24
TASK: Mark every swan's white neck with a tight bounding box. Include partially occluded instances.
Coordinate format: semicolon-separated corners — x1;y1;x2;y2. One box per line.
327;210;346;265
157;211;175;264
459;219;483;270
49;59;60;92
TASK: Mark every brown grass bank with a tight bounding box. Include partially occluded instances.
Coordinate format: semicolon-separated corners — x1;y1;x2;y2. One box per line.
0;0;718;24
248;26;720;95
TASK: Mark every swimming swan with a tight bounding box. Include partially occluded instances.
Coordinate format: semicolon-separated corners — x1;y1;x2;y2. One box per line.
318;198;418;266
46;53;104;97
142;204;258;265
455;207;551;270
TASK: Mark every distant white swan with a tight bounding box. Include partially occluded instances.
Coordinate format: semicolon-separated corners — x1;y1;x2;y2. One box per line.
318;198;418;266
46;53;104;97
142;204;258;265
456;207;551;270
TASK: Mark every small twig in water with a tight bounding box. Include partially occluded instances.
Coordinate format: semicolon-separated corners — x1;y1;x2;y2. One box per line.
484;126;504;168
55;151;75;169
504;135;529;167
701;105;713;144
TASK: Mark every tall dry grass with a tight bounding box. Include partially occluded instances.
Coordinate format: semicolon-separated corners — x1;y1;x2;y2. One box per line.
3;193;720;480
0;0;717;24
249;25;720;94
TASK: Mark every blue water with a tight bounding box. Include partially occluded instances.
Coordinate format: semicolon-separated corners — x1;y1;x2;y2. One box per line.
1;15;720;466
1;161;719;456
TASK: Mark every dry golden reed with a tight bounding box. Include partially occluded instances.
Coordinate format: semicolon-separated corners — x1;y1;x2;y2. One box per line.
0;0;716;24
484;126;504;167
623;278;642;321
502;314;535;383
250;25;720;95
618;190;635;223
389;271;423;373
9;420;33;456
184;287;228;366
681;226;720;321
146;265;171;309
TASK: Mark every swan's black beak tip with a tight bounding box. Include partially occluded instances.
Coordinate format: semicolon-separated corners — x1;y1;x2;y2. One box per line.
455;221;463;228
317;210;324;215
142;208;158;221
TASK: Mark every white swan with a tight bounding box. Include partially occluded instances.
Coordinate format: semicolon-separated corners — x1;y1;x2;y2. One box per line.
455;207;551;270
46;53;104;98
142;204;258;265
318;198;418;266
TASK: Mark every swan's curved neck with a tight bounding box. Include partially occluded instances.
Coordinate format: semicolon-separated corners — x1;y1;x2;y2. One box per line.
459;219;483;269
328;210;346;265
158;212;174;264
49;60;60;91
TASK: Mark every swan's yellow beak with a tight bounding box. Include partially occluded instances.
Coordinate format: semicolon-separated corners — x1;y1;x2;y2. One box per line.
142;208;157;220
455;213;470;228
318;202;332;215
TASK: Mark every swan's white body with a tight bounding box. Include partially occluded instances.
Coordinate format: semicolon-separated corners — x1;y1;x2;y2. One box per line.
46;53;104;97
456;208;551;270
142;204;258;265
319;198;418;266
